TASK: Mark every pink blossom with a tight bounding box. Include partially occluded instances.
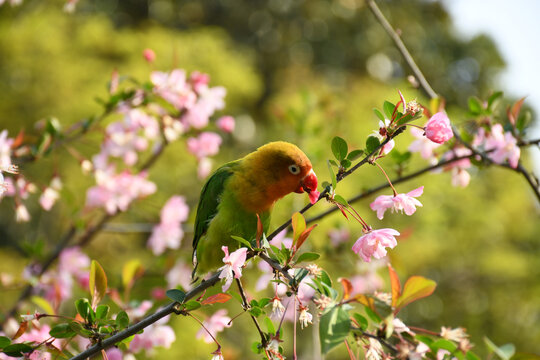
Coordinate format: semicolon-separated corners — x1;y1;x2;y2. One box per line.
166;260;192;290
148;196;189;255
85;170;156;214
126;300;153;320
39;182;61;211
151;69;197;110
370;186;424;219
143;48;156;63
197;157;213;179
130;316;176;354
298;306;313;329
15;203;30;222
424;112;453;144
104;348;124;360
196;309;231;343
381;139;395;155
189;71;210;93
352;228;400;262
328;228;349;246
408;126;440;163
63;0;79;13
16;324;61;360
216;116;235;133
442;147;473;188
182;86;226;129
0;130;14;169
475;124;521;168
58;247;90;282
187;132;222;159
218;246;247;291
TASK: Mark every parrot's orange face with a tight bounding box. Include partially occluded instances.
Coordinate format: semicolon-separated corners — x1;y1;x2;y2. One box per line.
251;142;319;205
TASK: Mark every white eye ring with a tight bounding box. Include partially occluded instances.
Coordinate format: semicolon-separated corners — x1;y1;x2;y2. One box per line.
288;164;301;175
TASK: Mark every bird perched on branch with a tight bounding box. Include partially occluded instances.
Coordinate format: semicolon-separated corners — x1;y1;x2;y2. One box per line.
192;141;319;278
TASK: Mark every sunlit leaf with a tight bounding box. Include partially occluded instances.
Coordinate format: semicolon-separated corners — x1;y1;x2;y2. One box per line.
347;149;364;161
383;101;395;120
122;259;143;290
49;323;76;339
296;224;317;250
184;300;202;311
468;96;483;115
89;260;108;309
387;264;401;308
487;91;503;110
201;293;232;305
291;212;306;245
484;337;515;360
373;108;385;121
352;313;368;331
30;296;55;316
327;160;337;190
75;298;91;321
319;305;351;354
264;317;275;335
231;235;252;249
395;276;436;311
295;252;320;264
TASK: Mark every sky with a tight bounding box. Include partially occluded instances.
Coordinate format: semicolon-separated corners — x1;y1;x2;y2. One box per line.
443;0;540;169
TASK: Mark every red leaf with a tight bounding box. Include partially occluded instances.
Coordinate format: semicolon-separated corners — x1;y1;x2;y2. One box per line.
12;321;28;340
387;264;401;308
201;293;232;305
339;278;353;300
296;224;317;250
511;97;526;122
11;130;25;149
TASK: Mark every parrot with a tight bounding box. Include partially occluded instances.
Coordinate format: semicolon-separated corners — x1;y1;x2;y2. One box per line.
192;141;319;278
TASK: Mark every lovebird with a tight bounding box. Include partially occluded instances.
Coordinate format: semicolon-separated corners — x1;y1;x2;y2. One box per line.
192;141;319;277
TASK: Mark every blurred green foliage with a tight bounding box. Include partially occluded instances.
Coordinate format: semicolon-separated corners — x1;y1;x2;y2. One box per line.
0;0;538;359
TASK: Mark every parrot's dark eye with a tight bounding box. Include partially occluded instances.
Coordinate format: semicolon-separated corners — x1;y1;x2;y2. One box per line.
288;164;301;175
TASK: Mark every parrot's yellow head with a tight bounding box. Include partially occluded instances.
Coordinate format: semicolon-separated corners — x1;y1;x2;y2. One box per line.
239;141;318;212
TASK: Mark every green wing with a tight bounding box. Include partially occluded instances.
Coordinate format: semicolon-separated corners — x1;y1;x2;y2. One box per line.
192;160;240;271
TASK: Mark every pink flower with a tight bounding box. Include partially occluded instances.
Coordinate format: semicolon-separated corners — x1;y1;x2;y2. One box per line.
39;184;61;211
370;186;423;219
328;228;349;246
166;260;192;291
196;309;231;344
424;112;453;144
187;132;222;160
298;305;313;329
352;228;400;262
189;71;210;93
143;48;156;63
476;123;521;168
130;316;176;355
408;126;440;163
59;247;90;282
126;300;153;320
182;86;226;129
148;196;189;255
442;147;473;188
197;157;213;179
15;203;30;222
216;116;235;133
151;70;197;110
218;246;247;291
85;170;156;215
0;130;14;169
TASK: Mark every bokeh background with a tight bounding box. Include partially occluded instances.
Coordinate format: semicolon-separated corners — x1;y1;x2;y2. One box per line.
0;0;539;358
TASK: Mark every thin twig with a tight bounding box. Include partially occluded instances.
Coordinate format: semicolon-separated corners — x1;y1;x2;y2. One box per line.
366;0;438;100
235;278;268;348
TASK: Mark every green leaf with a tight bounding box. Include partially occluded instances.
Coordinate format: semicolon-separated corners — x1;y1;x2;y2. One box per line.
96;305;110;320
2;343;34;357
69;321;92;337
510;353;540;360
0;336;11;348
352;313;368;331
466;351;482;360
184;300;202;311
415;335;434;346
319;270;332;287
166;289;186;303
249;306;263;317
319;305;351;354
116;311;130;330
484;337;515;360
331;137;348;161
295;252;320;264
264;317;276;335
231;235;252;249
347;149;364;161
333;194;349;207
293;268;309;286
364;306;381;324
365;135;381;154
49;323;76;339
327;160;337;190
373;108;385;121
75;298;90;321
487;91;503;110
468;96;483;115
383;101;395;120
431;339;458;352
340;159;352;169
395;276;437;311
89;260;108;309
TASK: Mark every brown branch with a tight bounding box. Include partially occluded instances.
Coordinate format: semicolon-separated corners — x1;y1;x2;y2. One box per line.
366;0;438;100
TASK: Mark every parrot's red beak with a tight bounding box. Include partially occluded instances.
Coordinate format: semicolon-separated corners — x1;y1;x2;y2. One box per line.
296;169;320;204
